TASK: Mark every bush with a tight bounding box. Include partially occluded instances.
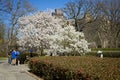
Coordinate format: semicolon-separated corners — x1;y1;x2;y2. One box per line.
87;51;120;58
0;52;7;57
58;51;82;56
29;58;88;80
103;52;120;58
29;56;120;80
0;49;8;57
91;48;120;51
18;53;38;64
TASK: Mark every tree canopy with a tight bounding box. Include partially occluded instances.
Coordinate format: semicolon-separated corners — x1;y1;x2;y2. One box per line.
17;11;90;55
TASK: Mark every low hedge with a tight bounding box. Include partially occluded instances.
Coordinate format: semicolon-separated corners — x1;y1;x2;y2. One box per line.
29;56;120;80
0;52;7;57
0;50;8;57
103;52;120;58
91;48;120;51
87;51;120;58
29;58;90;80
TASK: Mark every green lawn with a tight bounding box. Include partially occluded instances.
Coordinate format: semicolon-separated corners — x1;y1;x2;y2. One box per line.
0;57;7;60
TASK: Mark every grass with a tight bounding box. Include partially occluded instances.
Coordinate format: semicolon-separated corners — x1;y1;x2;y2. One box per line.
0;57;7;60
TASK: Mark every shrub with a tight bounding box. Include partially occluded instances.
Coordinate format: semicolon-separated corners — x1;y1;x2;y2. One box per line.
0;52;7;57
0;49;7;57
18;53;38;64
87;51;120;58
103;52;120;58
29;58;87;80
29;56;120;80
91;48;120;51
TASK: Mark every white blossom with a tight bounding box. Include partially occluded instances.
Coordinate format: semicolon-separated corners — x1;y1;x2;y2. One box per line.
17;11;90;56
49;25;90;55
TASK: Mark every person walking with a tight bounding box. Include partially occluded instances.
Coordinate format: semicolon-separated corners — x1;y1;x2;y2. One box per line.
11;50;16;65
8;50;12;64
16;50;20;65
29;48;33;57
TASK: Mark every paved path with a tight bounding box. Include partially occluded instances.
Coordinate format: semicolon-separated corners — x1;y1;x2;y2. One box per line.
0;59;42;80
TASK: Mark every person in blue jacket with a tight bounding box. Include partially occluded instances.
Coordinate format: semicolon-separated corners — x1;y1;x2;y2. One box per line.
11;50;16;65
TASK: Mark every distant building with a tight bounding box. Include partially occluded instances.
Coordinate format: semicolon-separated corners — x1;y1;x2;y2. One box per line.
52;9;65;19
52;9;66;27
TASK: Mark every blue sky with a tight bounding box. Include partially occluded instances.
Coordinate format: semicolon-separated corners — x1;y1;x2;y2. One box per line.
29;0;70;11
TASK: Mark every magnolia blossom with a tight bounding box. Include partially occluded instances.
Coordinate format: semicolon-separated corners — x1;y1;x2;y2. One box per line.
17;11;90;55
17;11;63;48
48;26;90;55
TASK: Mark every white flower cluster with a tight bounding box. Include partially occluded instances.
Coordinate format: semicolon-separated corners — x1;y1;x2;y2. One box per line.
18;11;62;47
48;26;90;55
17;11;90;55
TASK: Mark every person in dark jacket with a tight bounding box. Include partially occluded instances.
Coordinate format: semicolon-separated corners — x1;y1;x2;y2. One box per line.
8;50;12;64
16;50;20;65
29;48;33;57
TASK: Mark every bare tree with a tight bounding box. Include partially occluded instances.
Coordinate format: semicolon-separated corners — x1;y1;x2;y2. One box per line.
63;0;120;48
0;20;5;44
92;0;120;48
0;0;36;46
62;0;85;31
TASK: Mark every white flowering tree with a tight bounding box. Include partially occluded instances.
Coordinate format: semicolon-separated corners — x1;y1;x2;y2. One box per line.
17;11;63;54
48;26;90;56
17;11;90;55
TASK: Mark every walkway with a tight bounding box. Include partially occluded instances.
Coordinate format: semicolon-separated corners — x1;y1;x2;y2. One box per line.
0;59;42;80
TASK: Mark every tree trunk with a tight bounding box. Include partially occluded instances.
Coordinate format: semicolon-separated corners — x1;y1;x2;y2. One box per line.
97;31;109;48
